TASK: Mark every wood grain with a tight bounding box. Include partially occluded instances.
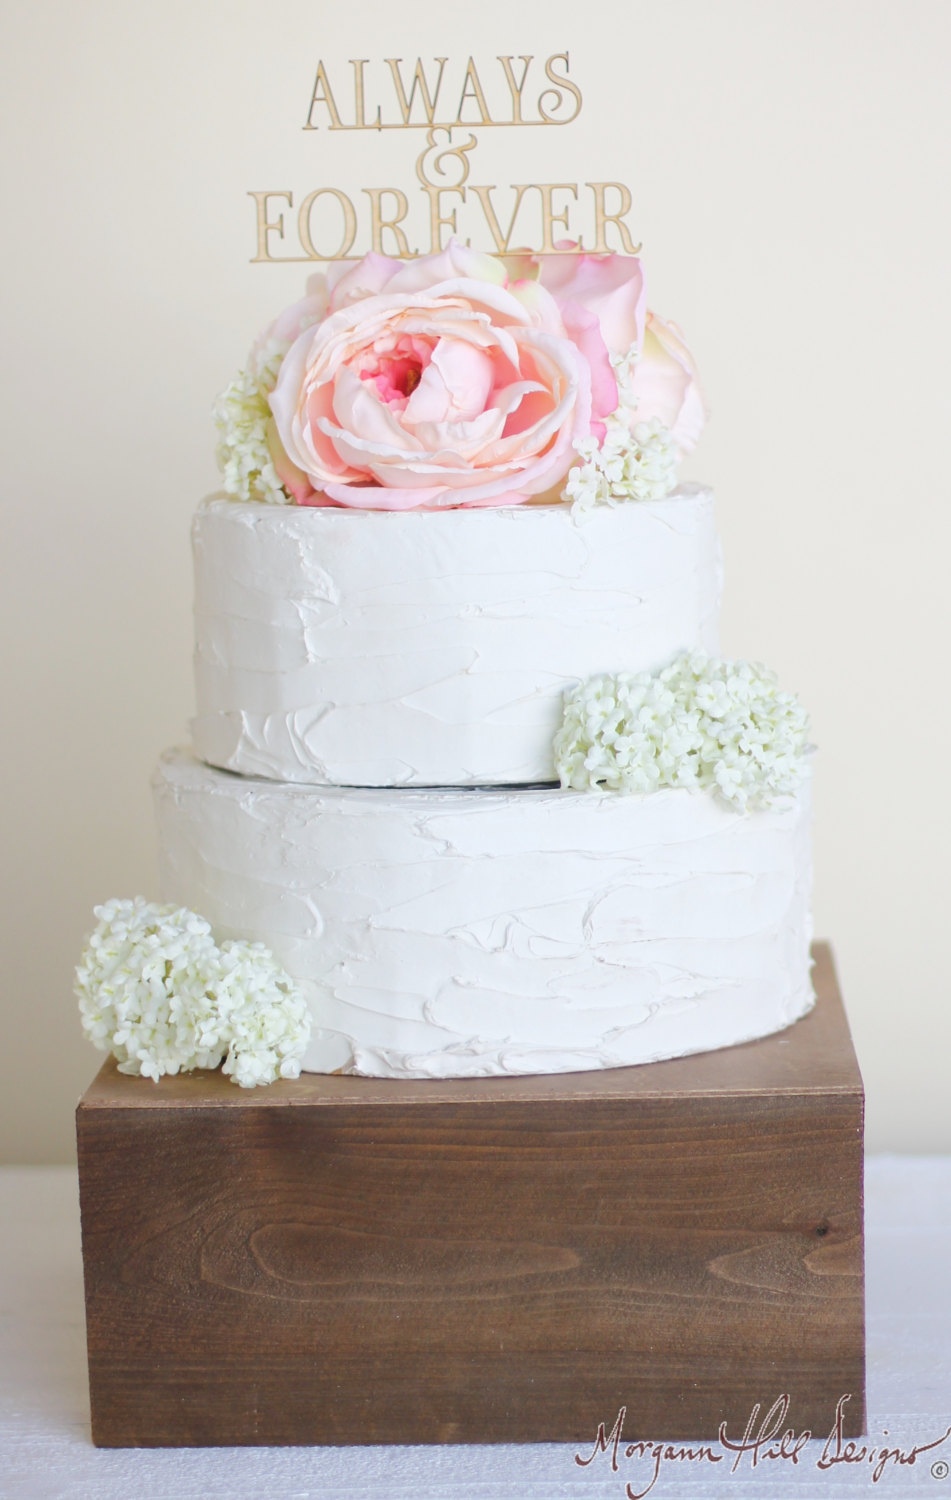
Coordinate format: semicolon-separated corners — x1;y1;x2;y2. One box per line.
76;940;865;1447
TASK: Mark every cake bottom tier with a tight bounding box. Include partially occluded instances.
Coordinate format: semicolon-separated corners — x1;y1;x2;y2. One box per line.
153;749;814;1079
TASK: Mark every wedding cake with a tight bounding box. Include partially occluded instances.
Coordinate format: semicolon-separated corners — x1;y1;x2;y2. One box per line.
79;243;814;1084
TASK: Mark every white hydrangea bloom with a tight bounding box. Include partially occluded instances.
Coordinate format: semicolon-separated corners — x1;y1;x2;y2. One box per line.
216;940;312;1088
75;898;224;1080
554;653;810;810
214;338;293;505
562;343;679;516
75;899;311;1086
563;417;679;515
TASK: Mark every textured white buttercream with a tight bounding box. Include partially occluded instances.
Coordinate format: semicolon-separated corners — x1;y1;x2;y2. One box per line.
153;749;814;1080
191;488;721;787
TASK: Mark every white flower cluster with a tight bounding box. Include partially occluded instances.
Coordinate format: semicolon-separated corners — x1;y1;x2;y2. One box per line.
215;940;312;1089
562;346;679;516
563;417;679;515
75;898;311;1086
554;653;810;810
214;339;292;505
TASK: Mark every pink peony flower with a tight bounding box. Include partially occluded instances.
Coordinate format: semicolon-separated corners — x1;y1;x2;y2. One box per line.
534;250;704;455
267;242;632;510
535;250;646;357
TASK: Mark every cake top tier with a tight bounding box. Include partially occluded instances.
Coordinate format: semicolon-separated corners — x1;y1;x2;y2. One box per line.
191;487;722;787
198;245;713;788
214;242;704;515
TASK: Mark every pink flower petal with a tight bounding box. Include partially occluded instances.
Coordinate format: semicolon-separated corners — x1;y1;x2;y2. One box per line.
558;301;617;424
403;337;495;425
383;240;507;293
316;417;419;474
537;253;645;356
266;418;318;505
270;336;362;482
503;277;566;335
321;480;449;510
632;311;706;454
329;364;418;456
409;406;505;456
295;489;339;508
327;252;403;310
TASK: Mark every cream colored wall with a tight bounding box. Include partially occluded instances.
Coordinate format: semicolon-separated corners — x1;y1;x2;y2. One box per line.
2;0;948;1162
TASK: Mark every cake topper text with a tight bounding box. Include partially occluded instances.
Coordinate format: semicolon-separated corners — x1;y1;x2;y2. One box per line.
249;53;640;263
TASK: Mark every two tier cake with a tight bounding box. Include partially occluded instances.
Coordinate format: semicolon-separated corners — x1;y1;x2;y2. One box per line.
82;242;815;1083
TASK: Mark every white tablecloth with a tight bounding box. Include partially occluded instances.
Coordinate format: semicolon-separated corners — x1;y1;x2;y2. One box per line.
2;1158;949;1499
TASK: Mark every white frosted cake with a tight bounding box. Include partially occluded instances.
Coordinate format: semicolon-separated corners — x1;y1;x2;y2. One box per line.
78;242;815;1088
192;486;721;786
154;749;812;1079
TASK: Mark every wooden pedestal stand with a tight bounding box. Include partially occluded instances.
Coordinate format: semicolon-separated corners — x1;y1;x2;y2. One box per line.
76;941;865;1448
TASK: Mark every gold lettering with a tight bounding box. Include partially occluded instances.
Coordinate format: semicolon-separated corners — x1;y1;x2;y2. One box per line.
363;188;413;256
456;57;493;125
350;59;382;130
537;183;578;252
497;55;532;124
297;188;358;260
415;129;476;253
248;191;299;262
586;182;639;253
303;61;344;130
421;185;466;253
469;184;533;254
538;53;582;124
386;57;447;125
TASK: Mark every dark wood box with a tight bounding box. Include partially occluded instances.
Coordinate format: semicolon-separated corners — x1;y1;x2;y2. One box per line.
76;941;865;1448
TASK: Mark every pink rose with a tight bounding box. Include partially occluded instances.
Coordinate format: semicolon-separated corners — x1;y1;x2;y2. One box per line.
535;251;704;455
267;242;630;510
535;250;646;357
629;310;705;455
